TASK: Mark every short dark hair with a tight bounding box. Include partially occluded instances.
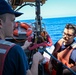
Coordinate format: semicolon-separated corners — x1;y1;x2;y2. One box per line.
65;23;76;34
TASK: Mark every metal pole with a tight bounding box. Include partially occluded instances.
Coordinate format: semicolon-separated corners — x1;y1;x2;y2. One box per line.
35;0;42;36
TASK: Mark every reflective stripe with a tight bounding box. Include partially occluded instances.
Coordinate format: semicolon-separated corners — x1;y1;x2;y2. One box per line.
0;40;14;46
0;40;15;75
0;49;6;54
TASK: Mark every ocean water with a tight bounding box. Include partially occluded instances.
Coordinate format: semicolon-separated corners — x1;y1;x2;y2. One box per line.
18;16;76;44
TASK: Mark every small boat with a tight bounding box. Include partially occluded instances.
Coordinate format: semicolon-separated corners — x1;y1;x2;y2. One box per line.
5;0;75;75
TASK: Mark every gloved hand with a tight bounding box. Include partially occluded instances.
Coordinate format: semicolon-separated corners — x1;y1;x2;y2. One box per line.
22;40;32;50
71;42;76;48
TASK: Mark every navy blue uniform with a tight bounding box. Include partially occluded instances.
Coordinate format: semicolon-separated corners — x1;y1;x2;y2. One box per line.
3;45;29;75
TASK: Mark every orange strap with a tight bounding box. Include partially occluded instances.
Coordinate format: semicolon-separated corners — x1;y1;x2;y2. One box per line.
53;39;63;54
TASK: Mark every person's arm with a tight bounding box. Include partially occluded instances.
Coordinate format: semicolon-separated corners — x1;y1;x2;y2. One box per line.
26;52;44;75
28;41;48;50
46;35;53;46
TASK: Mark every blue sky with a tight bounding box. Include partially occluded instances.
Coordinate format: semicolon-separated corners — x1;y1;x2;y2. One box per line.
16;0;76;20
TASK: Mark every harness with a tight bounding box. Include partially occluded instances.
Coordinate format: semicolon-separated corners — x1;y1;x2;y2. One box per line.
0;40;15;75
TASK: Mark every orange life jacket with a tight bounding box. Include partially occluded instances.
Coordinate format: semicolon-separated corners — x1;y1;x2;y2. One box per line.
51;39;75;75
0;40;15;75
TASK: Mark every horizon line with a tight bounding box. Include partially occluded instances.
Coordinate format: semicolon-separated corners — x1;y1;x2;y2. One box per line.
16;15;76;21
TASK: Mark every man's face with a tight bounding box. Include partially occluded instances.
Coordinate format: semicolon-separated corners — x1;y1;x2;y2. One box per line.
2;13;15;37
62;28;75;45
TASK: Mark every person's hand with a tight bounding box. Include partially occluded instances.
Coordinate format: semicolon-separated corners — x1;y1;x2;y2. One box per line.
24;40;32;47
71;42;76;48
22;40;32;50
32;52;44;64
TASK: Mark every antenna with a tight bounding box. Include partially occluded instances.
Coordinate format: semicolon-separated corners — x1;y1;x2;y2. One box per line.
35;0;42;36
